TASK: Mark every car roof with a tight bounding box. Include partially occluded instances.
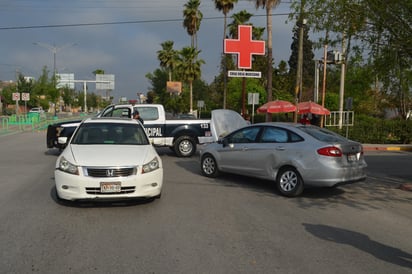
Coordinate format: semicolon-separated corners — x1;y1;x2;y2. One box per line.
82;117;139;125
251;122;304;129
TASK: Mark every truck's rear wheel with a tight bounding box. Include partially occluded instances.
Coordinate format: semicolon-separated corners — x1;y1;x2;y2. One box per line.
174;136;196;157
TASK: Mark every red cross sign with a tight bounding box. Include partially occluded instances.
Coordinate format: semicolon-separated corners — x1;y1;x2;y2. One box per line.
224;25;265;69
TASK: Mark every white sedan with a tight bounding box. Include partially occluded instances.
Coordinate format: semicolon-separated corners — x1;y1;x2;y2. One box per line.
55;117;163;202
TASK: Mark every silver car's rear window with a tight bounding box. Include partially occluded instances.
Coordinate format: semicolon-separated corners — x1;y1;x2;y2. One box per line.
298;126;347;142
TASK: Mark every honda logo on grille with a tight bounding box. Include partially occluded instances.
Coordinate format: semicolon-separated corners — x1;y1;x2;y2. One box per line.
106;169;115;177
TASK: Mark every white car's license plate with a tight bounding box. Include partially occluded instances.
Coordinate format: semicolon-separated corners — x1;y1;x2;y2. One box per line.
100;182;121;193
347;154;357;162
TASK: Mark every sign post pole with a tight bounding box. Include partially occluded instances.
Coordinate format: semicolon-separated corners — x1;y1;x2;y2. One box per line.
12;92;20;115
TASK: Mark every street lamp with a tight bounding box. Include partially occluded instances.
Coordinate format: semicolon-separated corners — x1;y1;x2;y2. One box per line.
33;42;76;115
33;42;76;77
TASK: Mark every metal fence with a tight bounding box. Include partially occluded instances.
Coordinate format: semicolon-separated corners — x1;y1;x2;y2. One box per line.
325;111;354;127
0;113;89;136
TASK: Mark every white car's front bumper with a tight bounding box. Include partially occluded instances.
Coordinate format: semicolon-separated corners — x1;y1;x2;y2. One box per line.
55;168;163;201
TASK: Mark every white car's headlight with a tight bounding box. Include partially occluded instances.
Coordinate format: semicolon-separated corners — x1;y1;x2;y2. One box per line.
142;157;160;174
58;156;79;175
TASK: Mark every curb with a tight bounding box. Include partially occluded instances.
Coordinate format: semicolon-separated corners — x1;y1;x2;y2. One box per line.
363;144;412;152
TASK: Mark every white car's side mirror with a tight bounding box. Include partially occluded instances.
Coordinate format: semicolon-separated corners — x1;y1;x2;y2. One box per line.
58;137;68;145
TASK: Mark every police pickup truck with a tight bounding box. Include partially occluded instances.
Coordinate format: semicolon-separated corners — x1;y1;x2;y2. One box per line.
47;104;228;157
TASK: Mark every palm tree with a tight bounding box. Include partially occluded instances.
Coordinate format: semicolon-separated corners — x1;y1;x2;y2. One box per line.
228;10;253;38
157;41;178;82
251;26;267;76
250;0;281;121
214;0;238;109
214;0;238;40
183;0;203;49
252;26;265;40
177;47;205;113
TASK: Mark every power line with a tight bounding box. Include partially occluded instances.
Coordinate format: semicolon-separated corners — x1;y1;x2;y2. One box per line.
0;13;290;31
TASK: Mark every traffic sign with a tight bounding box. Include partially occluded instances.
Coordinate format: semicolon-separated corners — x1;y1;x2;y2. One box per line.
12;92;20;101
22;93;30;101
228;70;261;78
248;93;259;105
224;25;265;69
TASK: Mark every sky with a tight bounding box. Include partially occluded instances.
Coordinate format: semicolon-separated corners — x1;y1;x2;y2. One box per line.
0;0;299;102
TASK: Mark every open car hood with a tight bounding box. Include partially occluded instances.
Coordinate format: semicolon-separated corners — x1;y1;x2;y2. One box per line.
210;109;248;142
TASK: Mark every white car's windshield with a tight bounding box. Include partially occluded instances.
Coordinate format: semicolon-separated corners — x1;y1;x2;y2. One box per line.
71;123;149;145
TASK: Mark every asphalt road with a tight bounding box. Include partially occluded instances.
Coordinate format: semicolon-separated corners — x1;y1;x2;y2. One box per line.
0;131;411;273
364;151;412;183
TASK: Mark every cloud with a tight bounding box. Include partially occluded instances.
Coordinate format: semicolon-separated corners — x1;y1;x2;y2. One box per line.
0;0;297;101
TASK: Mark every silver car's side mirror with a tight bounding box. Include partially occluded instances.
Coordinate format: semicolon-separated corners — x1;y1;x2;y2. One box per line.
221;138;229;147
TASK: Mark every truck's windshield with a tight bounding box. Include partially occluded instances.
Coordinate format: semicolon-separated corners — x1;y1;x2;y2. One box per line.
135;107;159;121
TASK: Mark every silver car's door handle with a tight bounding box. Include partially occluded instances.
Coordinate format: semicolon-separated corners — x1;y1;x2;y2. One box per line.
275;146;285;151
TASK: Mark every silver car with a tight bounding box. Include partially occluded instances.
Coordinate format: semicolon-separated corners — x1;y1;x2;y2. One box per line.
200;123;367;197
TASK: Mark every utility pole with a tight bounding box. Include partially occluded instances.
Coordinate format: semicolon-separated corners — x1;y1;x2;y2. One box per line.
338;33;347;129
294;16;306;123
314;60;320;103
320;31;329;128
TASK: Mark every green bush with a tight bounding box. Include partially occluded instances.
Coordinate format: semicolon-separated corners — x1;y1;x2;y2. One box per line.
327;114;412;144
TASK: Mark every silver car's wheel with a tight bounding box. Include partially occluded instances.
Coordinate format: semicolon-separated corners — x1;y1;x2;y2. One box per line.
276;167;304;197
201;154;219;178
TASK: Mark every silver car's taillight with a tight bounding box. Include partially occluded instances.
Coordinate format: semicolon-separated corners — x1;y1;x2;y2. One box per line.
317;146;342;157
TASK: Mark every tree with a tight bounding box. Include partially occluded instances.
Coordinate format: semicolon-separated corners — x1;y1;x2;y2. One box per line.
214;0;238;40
272;60;294;102
60;86;76;110
361;0;412;119
93;69;105;75
291;0;412;120
358;0;411;59
16;73;35;108
176;47;205;113
214;0;238;109
145;69;169;105
31;66;58;112
157;41;178;82
226;77;266;113
228;10;253;38
0;82;17;111
183;0;203;49
250;0;281;122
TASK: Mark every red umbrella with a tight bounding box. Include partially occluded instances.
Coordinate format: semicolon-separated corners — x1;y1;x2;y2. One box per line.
297;101;330;115
257;100;297;113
